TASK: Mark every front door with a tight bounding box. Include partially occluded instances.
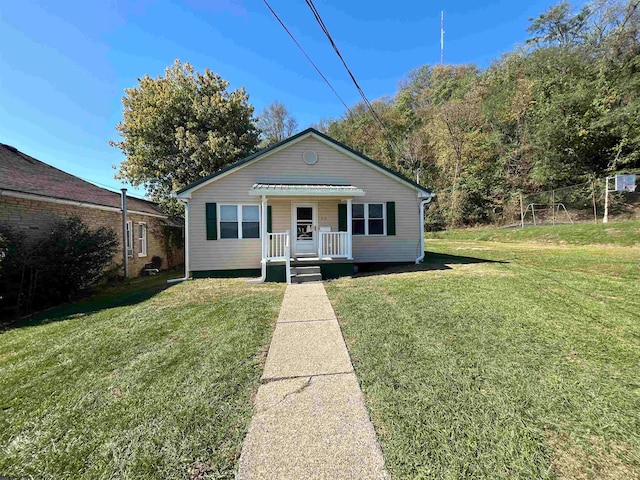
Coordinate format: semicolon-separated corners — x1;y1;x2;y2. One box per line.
293;203;316;256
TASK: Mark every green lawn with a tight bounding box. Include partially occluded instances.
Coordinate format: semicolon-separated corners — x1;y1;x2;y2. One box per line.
0;274;285;479
326;235;640;479
427;219;640;246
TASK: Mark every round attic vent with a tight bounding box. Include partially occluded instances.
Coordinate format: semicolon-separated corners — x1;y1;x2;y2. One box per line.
303;150;318;165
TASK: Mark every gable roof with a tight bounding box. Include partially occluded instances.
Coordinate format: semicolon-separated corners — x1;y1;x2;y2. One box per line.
0;143;164;216
176;128;432;196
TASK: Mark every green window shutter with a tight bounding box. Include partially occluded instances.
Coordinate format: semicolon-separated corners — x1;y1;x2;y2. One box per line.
386;201;396;236
338;204;347;232
267;206;272;233
206;203;217;240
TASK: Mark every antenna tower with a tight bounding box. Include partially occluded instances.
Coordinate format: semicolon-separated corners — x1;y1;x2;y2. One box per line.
440;11;445;64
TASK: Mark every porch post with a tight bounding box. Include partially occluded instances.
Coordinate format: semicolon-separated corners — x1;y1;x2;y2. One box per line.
346;198;353;260
261;195;268;260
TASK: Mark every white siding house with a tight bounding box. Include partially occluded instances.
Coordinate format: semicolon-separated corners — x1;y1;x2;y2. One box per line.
175;128;433;282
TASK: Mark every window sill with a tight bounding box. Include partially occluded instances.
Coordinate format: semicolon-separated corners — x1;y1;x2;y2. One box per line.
138;253;147;258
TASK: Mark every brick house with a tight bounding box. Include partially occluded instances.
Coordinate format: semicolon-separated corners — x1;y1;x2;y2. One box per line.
0;143;183;277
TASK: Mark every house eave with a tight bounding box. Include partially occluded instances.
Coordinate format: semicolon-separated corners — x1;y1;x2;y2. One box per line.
174;128;433;197
0;189;167;218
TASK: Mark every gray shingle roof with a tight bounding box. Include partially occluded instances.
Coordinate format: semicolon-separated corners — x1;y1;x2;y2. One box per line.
0;143;163;216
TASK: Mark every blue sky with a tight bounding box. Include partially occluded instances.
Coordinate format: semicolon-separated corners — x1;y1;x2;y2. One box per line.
0;0;577;197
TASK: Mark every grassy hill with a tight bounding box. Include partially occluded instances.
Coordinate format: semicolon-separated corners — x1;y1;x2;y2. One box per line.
328;226;640;478
427;220;640;247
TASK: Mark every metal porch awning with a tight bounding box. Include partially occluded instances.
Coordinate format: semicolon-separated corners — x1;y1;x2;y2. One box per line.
249;183;365;197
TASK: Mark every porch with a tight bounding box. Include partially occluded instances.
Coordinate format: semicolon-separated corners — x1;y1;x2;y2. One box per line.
250;183;364;283
262;216;355;284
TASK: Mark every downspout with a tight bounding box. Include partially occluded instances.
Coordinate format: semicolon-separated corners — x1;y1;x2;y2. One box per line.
415;194;434;264
247;195;268;284
121;189;128;278
167;199;190;284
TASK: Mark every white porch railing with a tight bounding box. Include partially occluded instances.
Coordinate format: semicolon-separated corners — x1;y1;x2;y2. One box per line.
267;231;289;260
266;231;292;284
318;231;349;259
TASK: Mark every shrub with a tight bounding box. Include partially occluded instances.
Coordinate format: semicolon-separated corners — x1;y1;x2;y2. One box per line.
0;217;118;318
35;217;118;302
0;226;31;316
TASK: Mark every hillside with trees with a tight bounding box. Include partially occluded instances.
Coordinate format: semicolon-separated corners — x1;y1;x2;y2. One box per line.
320;0;639;228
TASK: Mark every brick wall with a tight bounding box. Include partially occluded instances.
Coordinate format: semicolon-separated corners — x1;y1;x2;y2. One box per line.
0;195;184;277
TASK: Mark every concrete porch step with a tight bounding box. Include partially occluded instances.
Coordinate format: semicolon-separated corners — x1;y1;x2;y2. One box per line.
293;272;323;283
292;266;321;275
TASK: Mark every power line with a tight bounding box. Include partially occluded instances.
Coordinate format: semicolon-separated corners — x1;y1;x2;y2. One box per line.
77;175;149;200
303;0;384;130
262;0;391;161
262;0;352;114
303;0;403;157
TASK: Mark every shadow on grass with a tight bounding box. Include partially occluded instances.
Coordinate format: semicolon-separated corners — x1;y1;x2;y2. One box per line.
355;251;507;277
2;274;179;331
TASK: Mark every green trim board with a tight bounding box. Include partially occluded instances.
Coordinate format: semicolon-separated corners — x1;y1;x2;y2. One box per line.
354;261;414;274
266;264;286;282
176;128;432;196
320;262;355;279
191;268;260;279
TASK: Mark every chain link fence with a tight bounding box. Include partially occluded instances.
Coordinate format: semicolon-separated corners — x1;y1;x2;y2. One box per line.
495;174;639;228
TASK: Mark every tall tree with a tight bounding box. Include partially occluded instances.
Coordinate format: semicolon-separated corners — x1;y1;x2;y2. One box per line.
526;1;592;46
111;60;260;216
257;101;298;147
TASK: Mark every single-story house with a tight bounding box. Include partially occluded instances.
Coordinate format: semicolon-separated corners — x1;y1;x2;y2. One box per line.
175;128;433;283
0;143;183;277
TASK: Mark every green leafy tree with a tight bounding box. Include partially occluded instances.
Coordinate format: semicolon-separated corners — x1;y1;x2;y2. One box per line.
307;0;640;229
111;60;260;216
257;101;298;147
526;1;592;46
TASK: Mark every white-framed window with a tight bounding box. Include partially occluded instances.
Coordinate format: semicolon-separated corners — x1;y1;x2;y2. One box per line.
219;204;260;239
125;221;134;257
138;222;147;257
352;203;385;236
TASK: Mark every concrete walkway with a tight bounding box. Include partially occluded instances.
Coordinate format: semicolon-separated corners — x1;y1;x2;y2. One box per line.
237;282;388;479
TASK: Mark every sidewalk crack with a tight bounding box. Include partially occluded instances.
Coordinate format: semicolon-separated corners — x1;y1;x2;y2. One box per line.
257;376;312;413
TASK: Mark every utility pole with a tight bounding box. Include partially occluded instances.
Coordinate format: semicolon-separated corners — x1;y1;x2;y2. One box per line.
440;11;445;65
603;177;610;223
591;179;598;224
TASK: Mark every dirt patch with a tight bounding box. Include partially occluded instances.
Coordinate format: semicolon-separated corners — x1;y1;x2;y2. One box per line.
0;352;16;361
547;431;640;479
565;350;585;366
188;460;213;480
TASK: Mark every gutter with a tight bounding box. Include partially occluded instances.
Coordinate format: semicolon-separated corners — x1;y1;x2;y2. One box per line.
247;196;269;284
415;194;434;264
0;189;167;218
167;199;190;284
